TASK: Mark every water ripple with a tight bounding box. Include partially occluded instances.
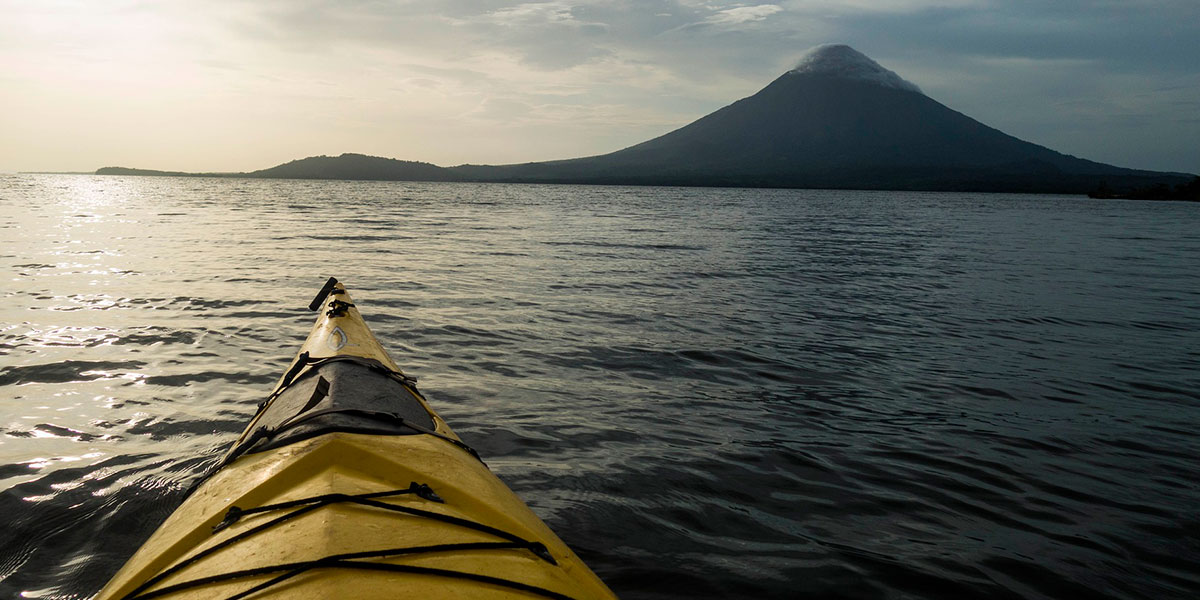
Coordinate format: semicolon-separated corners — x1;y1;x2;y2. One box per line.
0;176;1198;599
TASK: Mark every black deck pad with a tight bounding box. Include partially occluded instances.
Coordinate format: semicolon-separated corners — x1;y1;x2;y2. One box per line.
245;359;436;454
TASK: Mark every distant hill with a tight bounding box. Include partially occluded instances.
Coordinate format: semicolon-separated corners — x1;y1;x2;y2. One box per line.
1089;176;1200;201
95;167;211;177
95;46;1194;193
246;154;459;182
96;155;458;182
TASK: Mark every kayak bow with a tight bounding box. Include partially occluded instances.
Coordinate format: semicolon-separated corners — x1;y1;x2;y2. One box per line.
97;278;617;600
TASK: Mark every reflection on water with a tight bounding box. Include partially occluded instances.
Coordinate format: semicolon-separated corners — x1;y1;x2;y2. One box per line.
1;175;1198;599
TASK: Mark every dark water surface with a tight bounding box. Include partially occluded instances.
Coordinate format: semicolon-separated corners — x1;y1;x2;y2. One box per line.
1;175;1197;599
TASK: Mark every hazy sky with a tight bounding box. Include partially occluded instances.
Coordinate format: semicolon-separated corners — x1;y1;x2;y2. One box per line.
3;0;1198;174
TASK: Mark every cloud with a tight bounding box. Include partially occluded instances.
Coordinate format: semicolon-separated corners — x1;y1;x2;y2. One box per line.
792;44;923;93
781;0;984;13
489;2;582;26
706;5;784;25
467;3;614;69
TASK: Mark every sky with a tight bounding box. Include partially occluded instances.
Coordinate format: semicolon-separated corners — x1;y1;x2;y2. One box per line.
2;0;1198;174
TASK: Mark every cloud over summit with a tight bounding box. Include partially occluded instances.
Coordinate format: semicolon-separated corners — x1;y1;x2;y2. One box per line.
791;44;923;94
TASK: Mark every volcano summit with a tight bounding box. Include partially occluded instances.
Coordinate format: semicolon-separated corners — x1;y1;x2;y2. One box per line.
790;44;923;94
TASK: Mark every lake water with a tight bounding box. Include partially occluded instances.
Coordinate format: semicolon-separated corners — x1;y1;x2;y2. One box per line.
0;175;1197;599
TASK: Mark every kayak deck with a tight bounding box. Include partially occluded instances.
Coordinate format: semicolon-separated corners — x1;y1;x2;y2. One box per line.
96;279;616;600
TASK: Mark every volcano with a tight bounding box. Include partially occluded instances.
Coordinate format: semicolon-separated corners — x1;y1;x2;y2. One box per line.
451;45;1187;193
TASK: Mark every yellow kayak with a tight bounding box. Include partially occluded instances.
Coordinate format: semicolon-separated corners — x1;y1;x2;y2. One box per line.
97;278;617;600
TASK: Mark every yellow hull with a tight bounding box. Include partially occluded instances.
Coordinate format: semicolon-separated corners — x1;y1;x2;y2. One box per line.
97;280;617;600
